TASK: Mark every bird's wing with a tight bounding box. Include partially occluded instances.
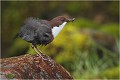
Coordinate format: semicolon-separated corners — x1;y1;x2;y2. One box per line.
24;17;41;28
18;17;42;42
35;21;53;45
18;25;37;42
19;17;52;43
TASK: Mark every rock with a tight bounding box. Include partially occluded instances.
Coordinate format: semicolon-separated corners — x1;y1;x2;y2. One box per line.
0;53;73;79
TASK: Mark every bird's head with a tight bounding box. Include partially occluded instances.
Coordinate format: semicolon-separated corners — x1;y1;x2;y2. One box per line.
50;16;75;27
50;16;75;38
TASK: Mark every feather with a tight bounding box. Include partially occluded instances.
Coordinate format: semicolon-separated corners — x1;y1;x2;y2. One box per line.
52;22;67;38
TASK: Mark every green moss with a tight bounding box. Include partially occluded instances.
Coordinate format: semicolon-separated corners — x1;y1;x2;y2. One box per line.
6;73;15;79
100;67;119;79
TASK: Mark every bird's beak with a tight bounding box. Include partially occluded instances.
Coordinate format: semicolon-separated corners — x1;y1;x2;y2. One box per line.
66;18;75;22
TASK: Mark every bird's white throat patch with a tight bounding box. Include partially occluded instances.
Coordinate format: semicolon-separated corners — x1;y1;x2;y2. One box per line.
52;22;67;38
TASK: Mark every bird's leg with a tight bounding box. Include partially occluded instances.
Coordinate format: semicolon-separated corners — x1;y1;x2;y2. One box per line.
36;46;43;54
31;44;42;56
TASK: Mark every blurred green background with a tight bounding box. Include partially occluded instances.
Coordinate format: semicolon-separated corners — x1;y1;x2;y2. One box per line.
1;1;119;79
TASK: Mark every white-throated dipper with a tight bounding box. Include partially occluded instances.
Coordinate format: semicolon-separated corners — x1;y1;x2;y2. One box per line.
17;16;75;55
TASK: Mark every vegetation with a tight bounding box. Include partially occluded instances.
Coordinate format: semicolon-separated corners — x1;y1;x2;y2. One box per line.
6;74;15;79
1;1;119;79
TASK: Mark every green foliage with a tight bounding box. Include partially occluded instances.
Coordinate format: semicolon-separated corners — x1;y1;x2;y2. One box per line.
71;18;98;28
100;67;119;79
6;73;15;79
8;38;29;57
71;38;119;79
66;2;92;15
99;23;119;37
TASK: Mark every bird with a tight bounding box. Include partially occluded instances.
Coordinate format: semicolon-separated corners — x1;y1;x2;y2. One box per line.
17;16;75;55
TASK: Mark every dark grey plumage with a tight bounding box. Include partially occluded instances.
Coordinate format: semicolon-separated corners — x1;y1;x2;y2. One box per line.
18;17;53;46
17;16;75;55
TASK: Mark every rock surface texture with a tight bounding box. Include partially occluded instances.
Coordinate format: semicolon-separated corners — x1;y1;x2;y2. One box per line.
0;53;73;79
